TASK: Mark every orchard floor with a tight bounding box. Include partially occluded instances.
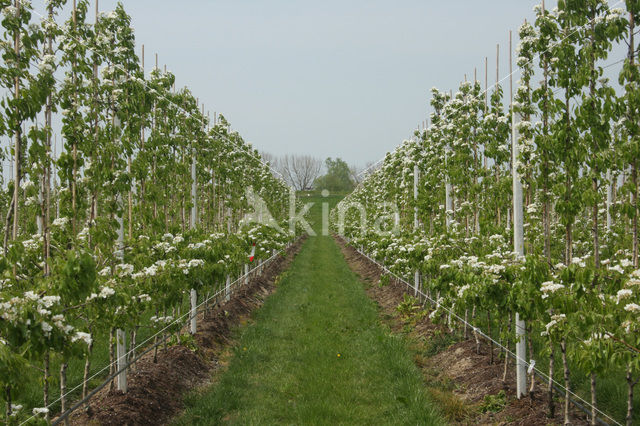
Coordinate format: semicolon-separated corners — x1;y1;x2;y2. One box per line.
172;195;445;425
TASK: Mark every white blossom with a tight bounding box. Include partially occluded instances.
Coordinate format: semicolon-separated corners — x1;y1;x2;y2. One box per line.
41;321;53;336
72;332;92;346
99;286;115;299
32;407;49;416
542;314;565;336
116;263;134;277
541;281;564;298
188;259;205;268
624;303;640;313
52;217;69;227
457;284;470;298
24;291;39;301
616;289;633;304
137;294;151;302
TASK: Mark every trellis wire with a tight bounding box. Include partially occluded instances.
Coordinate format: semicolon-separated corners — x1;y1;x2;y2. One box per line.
26;6;284;181
21;241;293;426
345;238;621;426
355;0;625;181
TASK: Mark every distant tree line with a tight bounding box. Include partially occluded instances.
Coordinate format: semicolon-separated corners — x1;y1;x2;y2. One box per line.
261;153;367;192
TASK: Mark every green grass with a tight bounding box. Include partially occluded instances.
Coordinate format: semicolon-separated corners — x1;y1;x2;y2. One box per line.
173;194;444;425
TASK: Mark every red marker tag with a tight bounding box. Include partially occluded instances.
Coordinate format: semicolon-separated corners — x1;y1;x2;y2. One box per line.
249;242;256;262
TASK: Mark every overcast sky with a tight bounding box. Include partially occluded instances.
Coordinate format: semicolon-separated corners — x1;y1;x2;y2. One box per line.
30;0;627;168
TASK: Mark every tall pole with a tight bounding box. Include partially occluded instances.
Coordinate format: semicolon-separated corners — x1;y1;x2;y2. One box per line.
116;329;127;392
485;57;488;113
445;175;452;228
190;138;197;228
414;164;419;230
12;0;21;244
140;44;146;221
188;105;199;335
414;163;419;296
43;1;54;276
446;89;454;230
114;115;127;393
510;29;527;399
606;170;612;231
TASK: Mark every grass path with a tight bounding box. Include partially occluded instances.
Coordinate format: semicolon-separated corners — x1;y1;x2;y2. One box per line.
173;195;444;425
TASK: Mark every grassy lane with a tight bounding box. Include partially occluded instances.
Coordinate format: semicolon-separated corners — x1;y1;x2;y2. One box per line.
174;194;444;425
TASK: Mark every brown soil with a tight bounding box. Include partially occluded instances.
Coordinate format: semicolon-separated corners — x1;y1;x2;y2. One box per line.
335;235;589;426
67;237;305;426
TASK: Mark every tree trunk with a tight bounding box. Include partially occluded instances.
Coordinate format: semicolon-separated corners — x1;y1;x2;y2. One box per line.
5;385;11;422
588;13;600;280
83;336;93;413
502;313;511;385
627;363;638;426
548;340;555;418
43;2;54;276
60;362;69;426
128;157;133;239
163;308;168;350
109;328;116;391
633;160;638;268
464;309;468;339
3;195;15;256
593;176;600;271
12;0;21;249
71;2;78;236
129;327;138;371
561;339;571;425
590;372;596;426
630;11;638;269
473;305;480;354
153;308;159;363
528;331;535;398
564;83;573;266
542;2;551;262
488;311;493;364
43;351;50;421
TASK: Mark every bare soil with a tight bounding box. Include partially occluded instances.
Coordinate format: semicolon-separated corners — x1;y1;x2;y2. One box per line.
335;235;590;426
67;238;305;426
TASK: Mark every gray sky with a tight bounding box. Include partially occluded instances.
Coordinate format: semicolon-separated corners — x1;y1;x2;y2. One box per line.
107;0;548;167
30;0;626;168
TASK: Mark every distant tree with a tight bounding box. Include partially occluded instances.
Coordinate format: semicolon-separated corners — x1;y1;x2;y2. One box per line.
278;154;322;190
260;151;279;176
259;152;322;189
260;151;278;167
314;157;355;192
349;162;374;185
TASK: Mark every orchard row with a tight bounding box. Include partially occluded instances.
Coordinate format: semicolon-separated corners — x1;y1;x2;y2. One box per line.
334;1;640;425
0;0;296;423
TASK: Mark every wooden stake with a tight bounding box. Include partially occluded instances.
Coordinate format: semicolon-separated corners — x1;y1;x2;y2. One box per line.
509;32;513;105
116;329;127;392
510;28;527;399
12;0;20;244
496;44;500;87
71;0;78;235
485;57;488;112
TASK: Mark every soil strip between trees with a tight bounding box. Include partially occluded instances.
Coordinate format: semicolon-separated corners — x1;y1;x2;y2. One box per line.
335;235;593;426
66;238;305;426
